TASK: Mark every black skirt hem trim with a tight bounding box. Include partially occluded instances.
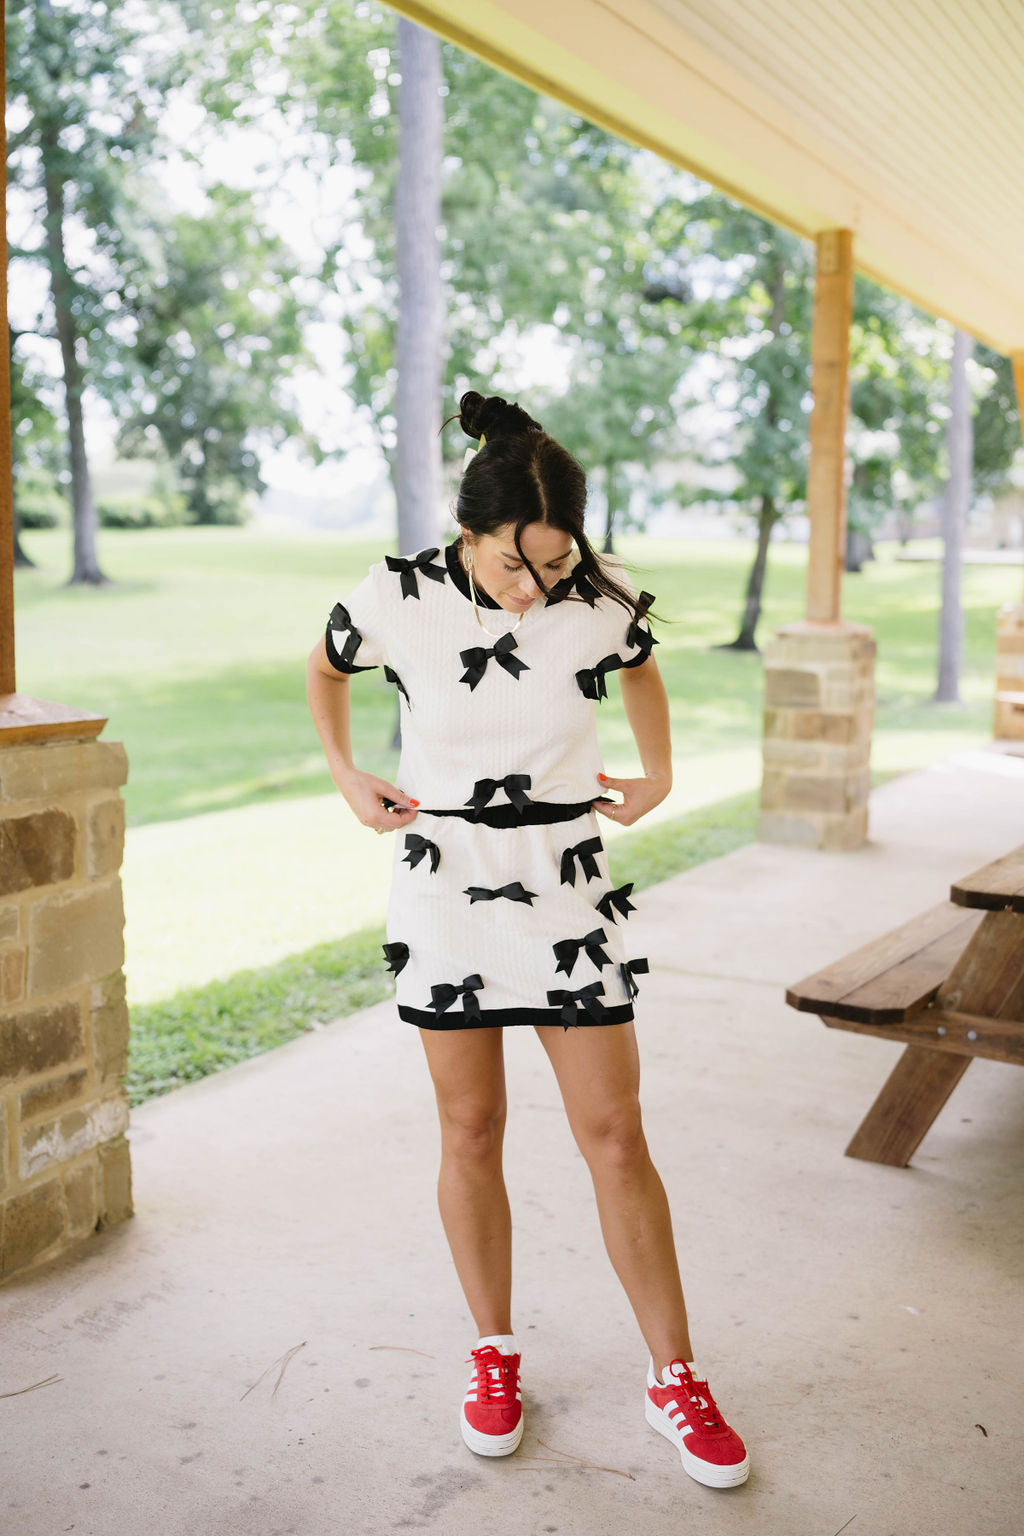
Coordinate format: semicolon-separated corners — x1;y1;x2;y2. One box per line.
399;1003;635;1030
418;800;596;828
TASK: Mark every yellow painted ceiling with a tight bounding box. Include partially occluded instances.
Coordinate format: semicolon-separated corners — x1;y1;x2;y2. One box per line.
388;0;1024;354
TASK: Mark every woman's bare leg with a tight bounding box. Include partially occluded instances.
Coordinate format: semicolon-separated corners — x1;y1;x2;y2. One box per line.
418;1025;513;1337
534;1020;692;1375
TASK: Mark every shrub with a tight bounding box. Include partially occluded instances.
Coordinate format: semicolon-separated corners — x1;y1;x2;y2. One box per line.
97;493;191;529
15;470;66;529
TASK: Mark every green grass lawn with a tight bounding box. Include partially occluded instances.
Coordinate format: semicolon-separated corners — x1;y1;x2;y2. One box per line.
14;523;1020;1103
15;525;1018;826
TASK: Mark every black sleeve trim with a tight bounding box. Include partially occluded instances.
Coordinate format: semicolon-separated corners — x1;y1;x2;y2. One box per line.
325;602;378;673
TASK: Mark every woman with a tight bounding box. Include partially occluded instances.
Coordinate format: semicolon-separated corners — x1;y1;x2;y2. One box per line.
306;391;749;1490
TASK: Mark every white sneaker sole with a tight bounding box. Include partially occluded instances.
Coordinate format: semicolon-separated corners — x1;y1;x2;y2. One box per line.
645;1395;750;1488
460;1406;525;1458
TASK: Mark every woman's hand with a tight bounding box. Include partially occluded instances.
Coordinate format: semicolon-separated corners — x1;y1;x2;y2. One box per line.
336;768;419;834
592;771;670;827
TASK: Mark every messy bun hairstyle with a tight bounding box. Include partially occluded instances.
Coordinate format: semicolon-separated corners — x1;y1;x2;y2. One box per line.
441;390;651;623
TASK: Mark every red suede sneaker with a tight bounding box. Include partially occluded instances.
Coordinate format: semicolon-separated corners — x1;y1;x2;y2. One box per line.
459;1344;524;1457
645;1357;749;1487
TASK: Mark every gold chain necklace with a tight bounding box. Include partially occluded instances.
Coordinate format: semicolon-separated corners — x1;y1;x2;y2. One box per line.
463;548;528;638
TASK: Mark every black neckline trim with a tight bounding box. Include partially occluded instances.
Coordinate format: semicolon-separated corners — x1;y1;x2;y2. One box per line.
444;538;502;609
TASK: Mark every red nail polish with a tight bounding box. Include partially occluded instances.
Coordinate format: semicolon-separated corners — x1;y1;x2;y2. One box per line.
409;798;420;806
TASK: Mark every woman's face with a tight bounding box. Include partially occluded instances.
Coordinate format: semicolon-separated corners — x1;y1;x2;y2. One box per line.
460;522;575;612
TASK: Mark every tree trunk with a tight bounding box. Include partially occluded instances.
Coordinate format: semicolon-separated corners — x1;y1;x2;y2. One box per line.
934;327;973;703
11;503;34;569
392;19;444;749
8;326;34;567
717;493;776;651
191;448;212;525
844;463;874;572
41;127;108;586
845;525;874;573
719;259;786;651
603;459;619;553
394;19;443;559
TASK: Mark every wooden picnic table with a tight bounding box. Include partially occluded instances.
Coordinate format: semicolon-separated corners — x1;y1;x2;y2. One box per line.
786;843;1024;1166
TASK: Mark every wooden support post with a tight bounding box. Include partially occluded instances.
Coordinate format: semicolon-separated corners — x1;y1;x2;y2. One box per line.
759;229;873;849
1013;352;1024;451
805;230;854;625
0;9;14;695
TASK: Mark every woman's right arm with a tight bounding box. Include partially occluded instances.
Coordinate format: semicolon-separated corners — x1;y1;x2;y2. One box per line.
306;638;419;833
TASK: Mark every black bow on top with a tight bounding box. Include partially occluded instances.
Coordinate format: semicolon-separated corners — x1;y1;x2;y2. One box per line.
327;602;370;670
620;956;649;1001
384;665;411;706
464;881;537;906
382;941;410;975
429;973;484;1021
595;883;636;924
465;774;533;815
459;630;529;691
559;836;604;887
544;563;599;608
552;927;611;978
627;591;655;642
546;981;607;1029
623;591;659;666
576;652;625;702
385;547;446;600
403;833;440;873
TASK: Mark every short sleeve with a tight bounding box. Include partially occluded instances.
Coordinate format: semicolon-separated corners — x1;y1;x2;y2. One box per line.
324;563;391;673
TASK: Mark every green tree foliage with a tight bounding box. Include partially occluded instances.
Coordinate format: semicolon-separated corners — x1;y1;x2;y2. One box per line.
662;197;813;647
9;328;64;560
8;0;309;551
972;346;1022;495
113;186;307;524
6;0;185;580
517;133;696;550
846;284;950;562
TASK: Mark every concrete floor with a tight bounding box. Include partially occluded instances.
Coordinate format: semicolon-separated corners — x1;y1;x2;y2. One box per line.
3;747;1024;1536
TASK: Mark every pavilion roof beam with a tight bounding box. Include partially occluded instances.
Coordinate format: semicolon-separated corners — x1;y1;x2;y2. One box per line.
387;0;1024;353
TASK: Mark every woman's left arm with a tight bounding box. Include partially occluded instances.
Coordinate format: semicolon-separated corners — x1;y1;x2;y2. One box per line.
593;655;672;826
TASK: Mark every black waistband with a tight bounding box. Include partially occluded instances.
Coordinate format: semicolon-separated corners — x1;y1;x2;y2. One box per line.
417;799;597;828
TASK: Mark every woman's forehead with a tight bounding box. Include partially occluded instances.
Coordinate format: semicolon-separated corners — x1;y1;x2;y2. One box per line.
489;524;574;561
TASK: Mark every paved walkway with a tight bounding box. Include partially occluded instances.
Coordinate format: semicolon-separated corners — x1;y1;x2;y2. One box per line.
3;748;1024;1536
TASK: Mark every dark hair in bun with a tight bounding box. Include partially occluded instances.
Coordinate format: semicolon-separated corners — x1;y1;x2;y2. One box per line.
440;390;651;622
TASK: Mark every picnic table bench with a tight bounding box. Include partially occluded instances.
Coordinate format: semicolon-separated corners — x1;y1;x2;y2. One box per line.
786;843;1024;1166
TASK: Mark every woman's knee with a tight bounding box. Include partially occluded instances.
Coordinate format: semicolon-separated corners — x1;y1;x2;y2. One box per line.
578;1101;648;1175
438;1095;507;1164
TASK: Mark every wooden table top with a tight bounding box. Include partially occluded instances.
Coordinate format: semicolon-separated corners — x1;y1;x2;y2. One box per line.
951;843;1024;911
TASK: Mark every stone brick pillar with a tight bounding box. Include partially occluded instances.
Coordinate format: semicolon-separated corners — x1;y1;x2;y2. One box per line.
1;734;132;1281
759;620;876;850
994;603;1024;741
